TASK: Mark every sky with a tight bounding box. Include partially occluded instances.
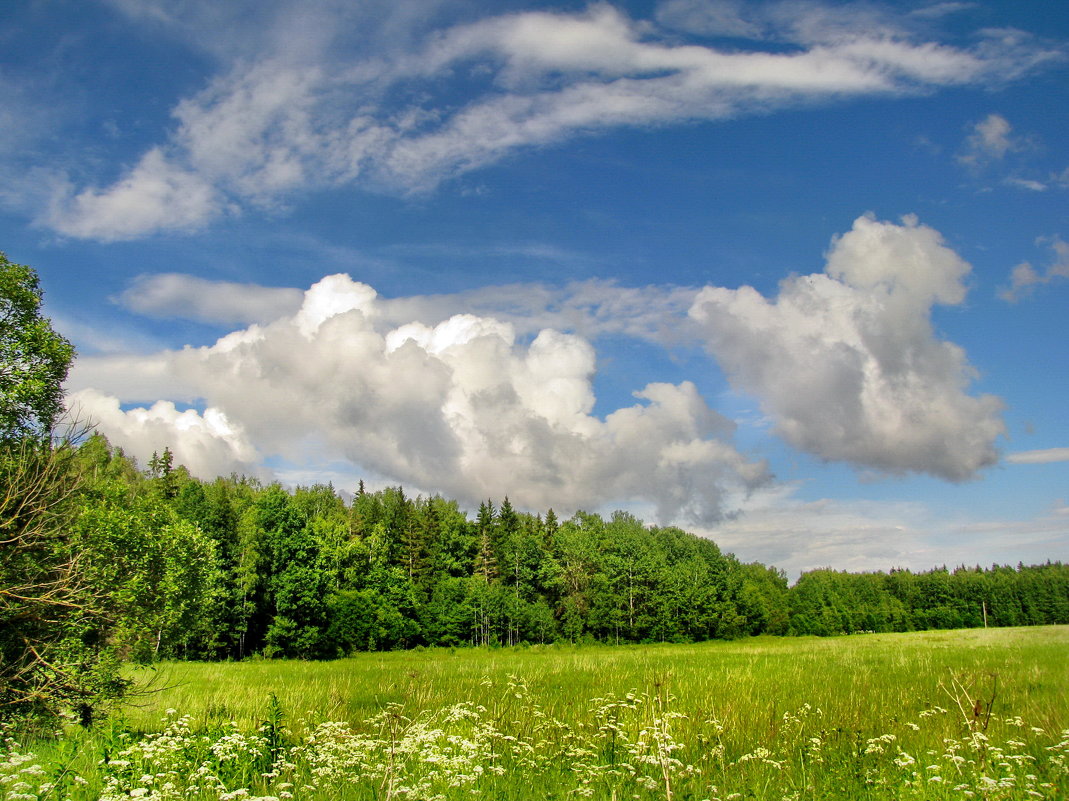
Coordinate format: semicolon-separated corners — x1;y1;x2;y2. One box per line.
2;0;1067;579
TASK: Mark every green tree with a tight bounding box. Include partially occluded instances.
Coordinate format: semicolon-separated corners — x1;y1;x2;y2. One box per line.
0;252;74;442
250;485;333;658
73;495;222;661
733;562;790;636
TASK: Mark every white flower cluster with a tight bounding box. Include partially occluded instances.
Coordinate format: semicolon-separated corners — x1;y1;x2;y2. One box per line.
2;683;1068;800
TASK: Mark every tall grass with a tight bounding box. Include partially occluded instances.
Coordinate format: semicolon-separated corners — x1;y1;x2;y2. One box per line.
124;626;1068;733
5;626;1067;800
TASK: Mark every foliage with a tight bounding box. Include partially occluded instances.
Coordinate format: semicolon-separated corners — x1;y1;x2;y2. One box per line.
0;251;125;726
787;565;1069;636
0;252;74;443
74;497;222;662
0;437;126;726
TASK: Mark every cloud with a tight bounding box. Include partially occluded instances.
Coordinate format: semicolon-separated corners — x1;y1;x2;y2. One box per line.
689;213;1005;481
41;3;1062;239
1005;177;1047;191
69;388;263;479
99;0;360;63
91;216;1006;495
696;483;1069;580
364;279;702;346
656;1;974;44
908;3;976;21
1006;447;1069;465
695;484;935;578
998;236;1069;302
47;149;221;240
118;273;304;325
114;271;701;345
655;0;764;38
47;311;168;357
957;113;1018;166
955;114;1068;191
69;274;768;523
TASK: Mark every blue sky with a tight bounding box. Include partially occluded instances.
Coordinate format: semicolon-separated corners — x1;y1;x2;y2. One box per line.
2;0;1067;577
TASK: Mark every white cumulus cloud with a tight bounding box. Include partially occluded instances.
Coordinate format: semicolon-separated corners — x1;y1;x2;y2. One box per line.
69;388;262;479
689;213;1005;481
82;214;1009;500
70;274;769;522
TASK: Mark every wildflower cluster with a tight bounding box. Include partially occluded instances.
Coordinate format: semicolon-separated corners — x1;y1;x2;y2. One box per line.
3;682;1068;800
568;690;698;798
1;737;53;801
95;711;281;801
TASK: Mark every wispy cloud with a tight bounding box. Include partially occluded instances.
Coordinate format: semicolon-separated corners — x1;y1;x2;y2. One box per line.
908;3;977;21
38;2;1063;240
115;271;702;345
698;484;1069;580
658;0;978;43
1005;177;1048;191
47;149;222;240
1006;447;1069;465
957;113;1020;166
118;273;304;325
999;236;1069;302
956;113;1067;191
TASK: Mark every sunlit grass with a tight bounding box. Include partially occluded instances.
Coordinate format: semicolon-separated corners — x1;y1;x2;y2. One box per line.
7;626;1068;800
125;626;1068;735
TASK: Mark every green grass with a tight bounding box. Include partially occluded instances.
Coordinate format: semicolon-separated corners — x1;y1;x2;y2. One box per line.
8;626;1069;800
127;626;1068;733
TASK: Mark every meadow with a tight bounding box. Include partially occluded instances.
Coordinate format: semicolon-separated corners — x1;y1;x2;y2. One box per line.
4;626;1067;800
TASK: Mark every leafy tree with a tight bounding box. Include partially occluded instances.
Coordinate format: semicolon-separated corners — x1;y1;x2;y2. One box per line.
552;513;603;641
425;496;474;579
250;485;333;658
18;422;1065;672
733;562;790;636
0;252;74;442
75;433;141;490
422;576;475;646
73;493;222;661
147;447;178;499
402;495;436;590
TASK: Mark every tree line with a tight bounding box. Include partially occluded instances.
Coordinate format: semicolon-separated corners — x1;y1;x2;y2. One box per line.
62;437;1069;662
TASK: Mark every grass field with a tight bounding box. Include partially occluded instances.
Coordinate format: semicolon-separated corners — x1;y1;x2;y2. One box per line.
5;626;1068;800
